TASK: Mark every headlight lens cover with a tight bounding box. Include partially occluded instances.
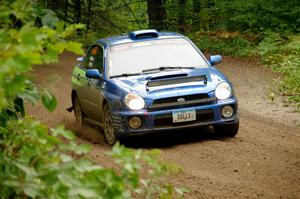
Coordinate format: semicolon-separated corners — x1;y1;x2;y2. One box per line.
124;93;145;110
215;82;232;100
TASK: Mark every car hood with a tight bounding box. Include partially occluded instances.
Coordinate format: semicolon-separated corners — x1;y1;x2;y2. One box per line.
110;67;228;100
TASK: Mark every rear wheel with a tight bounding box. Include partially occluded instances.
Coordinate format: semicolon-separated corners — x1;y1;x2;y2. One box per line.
103;104;117;145
74;96;85;126
214;121;239;137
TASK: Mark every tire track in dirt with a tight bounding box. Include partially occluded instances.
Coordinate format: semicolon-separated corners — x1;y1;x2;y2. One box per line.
29;52;300;198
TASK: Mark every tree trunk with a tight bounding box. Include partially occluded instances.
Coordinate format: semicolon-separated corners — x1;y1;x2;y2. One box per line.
64;0;68;21
208;0;215;30
74;0;81;23
192;0;201;31
87;0;93;30
47;0;59;10
178;0;186;33
147;0;166;30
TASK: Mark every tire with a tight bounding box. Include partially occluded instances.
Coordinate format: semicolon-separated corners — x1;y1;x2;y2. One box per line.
74;96;85;127
214;121;239;137
103;104;117;145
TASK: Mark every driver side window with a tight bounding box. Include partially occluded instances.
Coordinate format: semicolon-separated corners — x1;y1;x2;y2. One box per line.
83;45;104;72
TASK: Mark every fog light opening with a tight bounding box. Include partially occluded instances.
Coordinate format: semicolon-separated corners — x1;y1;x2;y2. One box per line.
221;105;234;118
128;116;142;129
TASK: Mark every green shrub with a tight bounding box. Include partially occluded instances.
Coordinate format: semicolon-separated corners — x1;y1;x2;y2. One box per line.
256;33;300;109
191;32;254;57
0;118;185;198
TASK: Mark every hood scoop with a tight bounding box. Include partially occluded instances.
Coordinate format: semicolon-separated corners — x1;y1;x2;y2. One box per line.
146;75;207;88
149;73;188;81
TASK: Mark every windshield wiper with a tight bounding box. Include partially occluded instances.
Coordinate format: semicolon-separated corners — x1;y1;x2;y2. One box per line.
142;66;195;73
110;73;141;78
110;66;195;78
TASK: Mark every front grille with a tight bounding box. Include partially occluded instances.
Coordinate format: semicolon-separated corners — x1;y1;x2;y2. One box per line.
148;94;216;111
154;109;214;128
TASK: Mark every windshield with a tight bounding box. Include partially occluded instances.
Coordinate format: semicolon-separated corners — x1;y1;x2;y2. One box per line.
107;38;209;77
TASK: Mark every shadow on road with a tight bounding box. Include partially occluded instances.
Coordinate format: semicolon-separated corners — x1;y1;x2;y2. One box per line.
65;121;229;149
119;127;227;149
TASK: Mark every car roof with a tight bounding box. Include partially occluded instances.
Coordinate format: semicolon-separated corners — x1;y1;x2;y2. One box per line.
96;31;185;48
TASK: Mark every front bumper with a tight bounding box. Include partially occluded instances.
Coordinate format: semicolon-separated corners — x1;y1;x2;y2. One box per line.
111;98;238;137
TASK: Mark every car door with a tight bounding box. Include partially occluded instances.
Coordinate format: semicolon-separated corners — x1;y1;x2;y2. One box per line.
72;50;91;116
83;45;105;122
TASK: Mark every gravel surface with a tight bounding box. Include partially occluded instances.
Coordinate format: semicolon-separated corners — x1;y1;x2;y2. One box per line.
29;52;300;199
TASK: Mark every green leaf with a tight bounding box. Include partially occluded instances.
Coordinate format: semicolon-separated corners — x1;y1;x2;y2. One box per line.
60;154;73;162
14;163;38;177
5;75;27;99
175;187;190;195
42;48;60;64
55;21;65;33
65;41;84;55
41;89;57;112
74;23;86;29
74;160;101;172
18;80;40;105
51;126;75;140
3;180;20;187
41;9;59;28
24;183;39;198
58;173;81;187
0;88;8;110
74;144;91;155
69;187;99;198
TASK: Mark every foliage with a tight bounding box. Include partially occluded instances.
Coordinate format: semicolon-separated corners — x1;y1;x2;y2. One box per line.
42;0;300;35
72;30;106;50
191;31;255;56
0;1;84;113
44;0;148;36
256;33;300;109
0;0;187;198
215;0;300;33
0;118;185;198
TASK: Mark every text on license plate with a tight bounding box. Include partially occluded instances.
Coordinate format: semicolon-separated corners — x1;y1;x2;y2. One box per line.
172;109;196;123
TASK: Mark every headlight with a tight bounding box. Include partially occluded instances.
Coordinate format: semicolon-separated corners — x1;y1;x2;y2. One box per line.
124;93;145;110
215;82;232;100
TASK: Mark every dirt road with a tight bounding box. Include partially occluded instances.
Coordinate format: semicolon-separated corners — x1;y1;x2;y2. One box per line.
30;52;300;198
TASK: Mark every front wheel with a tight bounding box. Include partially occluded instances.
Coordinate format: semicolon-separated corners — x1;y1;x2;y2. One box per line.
214;121;239;137
103;104;117;145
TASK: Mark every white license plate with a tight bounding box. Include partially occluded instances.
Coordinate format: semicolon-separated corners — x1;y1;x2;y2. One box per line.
172;109;196;123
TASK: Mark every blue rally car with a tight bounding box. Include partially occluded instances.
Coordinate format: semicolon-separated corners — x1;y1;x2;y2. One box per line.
70;29;239;145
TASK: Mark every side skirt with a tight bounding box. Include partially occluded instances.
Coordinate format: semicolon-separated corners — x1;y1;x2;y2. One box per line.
84;118;104;129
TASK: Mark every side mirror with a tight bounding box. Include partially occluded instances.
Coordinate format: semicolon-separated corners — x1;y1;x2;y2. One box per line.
76;57;84;62
209;55;222;65
86;69;101;79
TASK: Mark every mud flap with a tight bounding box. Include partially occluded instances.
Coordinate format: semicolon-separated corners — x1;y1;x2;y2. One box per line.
66;106;73;112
